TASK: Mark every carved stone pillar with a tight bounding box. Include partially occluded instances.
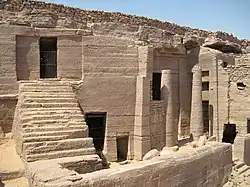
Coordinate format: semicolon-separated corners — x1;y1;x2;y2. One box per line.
190;65;203;140
161;69;179;147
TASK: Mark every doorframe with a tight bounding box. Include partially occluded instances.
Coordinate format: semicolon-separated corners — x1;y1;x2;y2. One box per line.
85;112;107;152
39;37;58;79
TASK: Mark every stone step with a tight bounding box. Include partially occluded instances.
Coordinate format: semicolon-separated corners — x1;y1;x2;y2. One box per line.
234;162;245;170
21;83;71;87
23;125;87;133
23;138;94;155
20;103;79;108
20;87;73;93
22;121;86;128
20;107;81;113
20;114;84;123
23;95;76;100
21;93;75;98
21;119;83;125
26;147;96;162
23;134;83;143
21;110;82;117
23;98;78;103
238;165;250;175
23;129;87;138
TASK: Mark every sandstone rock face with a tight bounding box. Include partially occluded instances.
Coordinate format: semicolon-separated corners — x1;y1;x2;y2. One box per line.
203;37;242;53
0;0;249;50
142;149;160;160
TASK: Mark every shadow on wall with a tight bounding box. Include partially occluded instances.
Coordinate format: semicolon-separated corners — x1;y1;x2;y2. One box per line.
16;36;34;80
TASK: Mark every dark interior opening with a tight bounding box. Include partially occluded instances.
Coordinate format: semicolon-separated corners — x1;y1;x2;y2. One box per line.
202;71;209;77
237;82;246;90
85;113;106;152
222;123;237;144
202;82;209;91
247;119;250;133
116;136;129;161
202;101;209;133
40;37;57;78
222;61;228;68
152;73;162;100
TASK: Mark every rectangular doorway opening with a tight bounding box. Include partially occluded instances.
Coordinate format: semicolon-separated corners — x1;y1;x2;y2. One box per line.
85;113;106;152
222;123;237;144
202;101;209;134
40;37;57;78
247;119;250;133
152;73;162;100
116;136;129;162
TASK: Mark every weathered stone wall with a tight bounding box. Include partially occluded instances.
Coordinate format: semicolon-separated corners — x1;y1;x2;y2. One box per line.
28;142;232;187
0;97;17;133
75;36;138;161
228;64;250;135
0;27;18;95
150;101;165;150
57;36;82;80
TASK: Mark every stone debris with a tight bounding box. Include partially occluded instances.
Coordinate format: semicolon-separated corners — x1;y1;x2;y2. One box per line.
224;160;250;187
197;135;207;147
142;149;160;160
208;136;217;142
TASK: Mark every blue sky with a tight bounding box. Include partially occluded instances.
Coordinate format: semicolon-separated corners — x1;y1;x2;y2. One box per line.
47;0;250;39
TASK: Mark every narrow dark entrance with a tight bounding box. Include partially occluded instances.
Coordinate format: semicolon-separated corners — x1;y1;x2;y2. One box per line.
117;136;129;161
152;72;162;100
40;37;57;78
222;123;237;144
85;113;106;152
247;119;250;133
202;101;209;134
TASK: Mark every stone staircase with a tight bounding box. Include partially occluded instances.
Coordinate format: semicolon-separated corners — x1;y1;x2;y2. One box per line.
13;81;99;163
224;159;250;187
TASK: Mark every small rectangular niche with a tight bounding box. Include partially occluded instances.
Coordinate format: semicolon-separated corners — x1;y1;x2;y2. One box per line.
202;71;209;77
202;82;209;91
116;136;129;162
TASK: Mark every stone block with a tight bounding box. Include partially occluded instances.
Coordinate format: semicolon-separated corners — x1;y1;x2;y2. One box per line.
142;149;160;160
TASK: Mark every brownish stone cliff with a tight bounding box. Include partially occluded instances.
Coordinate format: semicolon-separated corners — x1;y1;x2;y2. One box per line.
0;0;249;50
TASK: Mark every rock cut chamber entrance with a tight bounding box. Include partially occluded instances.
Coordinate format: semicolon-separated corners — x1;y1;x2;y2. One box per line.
40;37;57;78
85;113;106;152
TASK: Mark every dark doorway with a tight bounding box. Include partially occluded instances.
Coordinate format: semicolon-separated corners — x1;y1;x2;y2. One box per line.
152;73;162;100
202;101;209;133
247;119;250;133
222;123;237;144
116;136;129;161
40;37;57;78
85;113;106;152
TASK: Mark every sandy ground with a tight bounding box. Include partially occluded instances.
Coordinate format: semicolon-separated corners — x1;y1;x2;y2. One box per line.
0;138;28;187
3;177;29;187
0;139;24;171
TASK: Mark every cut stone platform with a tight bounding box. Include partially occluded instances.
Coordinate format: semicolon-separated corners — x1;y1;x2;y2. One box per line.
12;81;101;165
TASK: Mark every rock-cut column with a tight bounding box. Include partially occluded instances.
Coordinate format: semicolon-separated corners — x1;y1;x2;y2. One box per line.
190;65;203;140
161;69;179;147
